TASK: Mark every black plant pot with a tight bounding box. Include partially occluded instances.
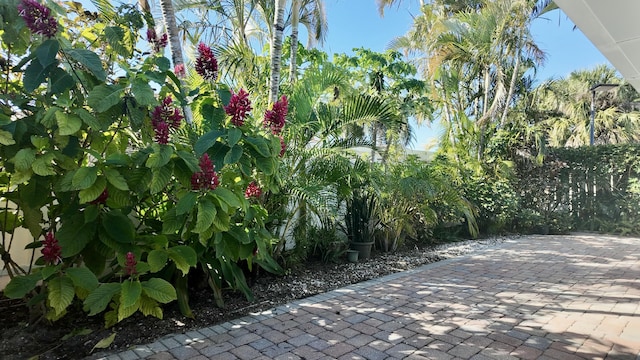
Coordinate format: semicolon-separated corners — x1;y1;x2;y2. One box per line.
351;241;374;259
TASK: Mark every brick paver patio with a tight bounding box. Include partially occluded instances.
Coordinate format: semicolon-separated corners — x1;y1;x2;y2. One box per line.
95;234;640;359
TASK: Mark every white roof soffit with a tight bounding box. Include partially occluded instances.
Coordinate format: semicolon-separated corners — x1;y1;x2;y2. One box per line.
554;0;640;91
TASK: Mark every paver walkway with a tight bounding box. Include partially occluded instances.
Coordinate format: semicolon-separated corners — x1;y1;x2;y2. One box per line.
96;234;640;359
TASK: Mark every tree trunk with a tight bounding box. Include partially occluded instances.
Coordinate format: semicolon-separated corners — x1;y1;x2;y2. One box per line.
289;0;300;84
500;45;522;127
482;66;490;117
159;0;193;124
269;0;287;103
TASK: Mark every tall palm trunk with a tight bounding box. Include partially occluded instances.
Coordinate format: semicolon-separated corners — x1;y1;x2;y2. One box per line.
289;0;300;84
159;0;193;124
500;45;522;127
269;0;287;103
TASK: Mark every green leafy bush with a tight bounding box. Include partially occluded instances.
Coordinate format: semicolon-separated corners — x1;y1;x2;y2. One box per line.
0;1;283;326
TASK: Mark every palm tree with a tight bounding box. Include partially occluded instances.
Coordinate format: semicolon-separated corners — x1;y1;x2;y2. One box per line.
267;62;403;253
535;65;640;147
388;0;548;160
288;0;327;83
268;0;287;103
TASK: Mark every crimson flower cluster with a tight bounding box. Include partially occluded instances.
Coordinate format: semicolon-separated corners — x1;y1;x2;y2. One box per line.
42;231;61;265
18;0;58;38
264;95;288;135
244;181;262;199
151;96;183;144
191;154;220;191
225;89;252;127
124;252;137;276
146;28;168;53
195;43;218;82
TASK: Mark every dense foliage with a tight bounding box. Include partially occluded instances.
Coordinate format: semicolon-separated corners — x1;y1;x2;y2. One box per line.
0;0;284;325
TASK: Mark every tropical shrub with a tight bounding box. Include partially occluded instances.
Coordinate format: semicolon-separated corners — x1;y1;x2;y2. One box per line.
0;0;283;326
462;174;519;234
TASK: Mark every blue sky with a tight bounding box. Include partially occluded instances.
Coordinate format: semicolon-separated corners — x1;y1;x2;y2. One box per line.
319;0;613;150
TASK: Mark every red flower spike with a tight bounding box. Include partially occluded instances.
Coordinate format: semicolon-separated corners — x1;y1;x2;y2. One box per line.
195;43;218;82
18;0;58;38
146;27;168;53
263;95;288;135
124;252;137;276
191;154;220;191
245;181;262;199
153;121;169;145
224;89;252;127
41;231;61;265
151;96;182;144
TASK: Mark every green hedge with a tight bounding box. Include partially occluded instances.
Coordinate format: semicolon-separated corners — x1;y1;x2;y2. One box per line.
514;144;640;234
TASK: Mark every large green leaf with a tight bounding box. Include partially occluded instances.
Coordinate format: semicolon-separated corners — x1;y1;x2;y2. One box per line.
142;278;177;304
48;276;75;316
36;39;59;68
118;297;139;322
227;128;242;146
22;206;43;239
139;294;163;318
56;112;82;136
147;249;168;273
83;283;121;316
72;166;98;190
104;26;129;58
23;59;53;92
57;214;96;257
12;148;36;172
200;104;226;129
32;153;57;176
104;168;129;191
3;273;40;299
79;177;107;204
120;280;142;308
176;151;200;172
87;84;124;112
74;108;102;130
224;145;243;165
131;78;155;106
255;156;275;176
0;129;15;145
150;165;173;194
167;245;197;276
161;208;180;234
176;192;197;215
194;130;224;156
212;212;230;232
146;144;173;168
213;187;242;208
66;267;99;291
244;137;271;157
49;67;75;94
194;198;216;233
101;210;135;243
65;48;107;81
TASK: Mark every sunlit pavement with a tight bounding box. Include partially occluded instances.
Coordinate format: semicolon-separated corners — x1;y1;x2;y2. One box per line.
95;234;640;360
